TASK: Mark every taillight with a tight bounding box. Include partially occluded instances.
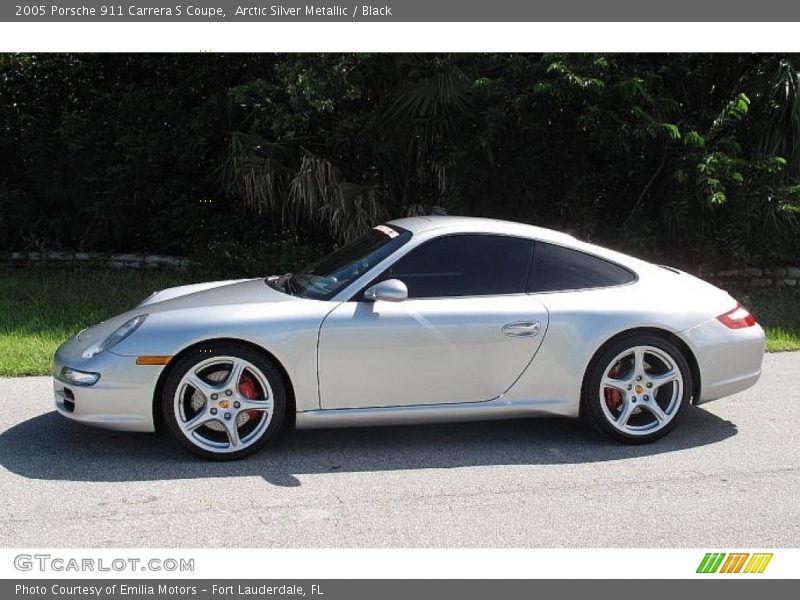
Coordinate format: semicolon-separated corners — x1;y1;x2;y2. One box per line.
717;303;757;329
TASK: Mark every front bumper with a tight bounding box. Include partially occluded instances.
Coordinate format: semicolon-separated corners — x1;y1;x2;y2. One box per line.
53;334;163;432
680;318;766;404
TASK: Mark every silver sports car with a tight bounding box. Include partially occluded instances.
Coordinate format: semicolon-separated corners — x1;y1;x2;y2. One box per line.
53;216;765;459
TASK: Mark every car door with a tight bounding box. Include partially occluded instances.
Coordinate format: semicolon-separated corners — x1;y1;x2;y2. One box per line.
317;234;550;409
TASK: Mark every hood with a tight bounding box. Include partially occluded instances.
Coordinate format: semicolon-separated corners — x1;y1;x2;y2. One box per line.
137;277;295;313
138;279;249;306
75;278;295;349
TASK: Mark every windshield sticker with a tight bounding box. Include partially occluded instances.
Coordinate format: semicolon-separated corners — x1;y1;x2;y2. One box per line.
374;224;399;238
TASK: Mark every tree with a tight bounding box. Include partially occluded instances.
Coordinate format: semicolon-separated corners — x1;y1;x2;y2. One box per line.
1;53;798;266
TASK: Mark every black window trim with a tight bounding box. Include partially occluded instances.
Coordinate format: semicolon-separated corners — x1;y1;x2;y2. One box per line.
525;240;639;294
349;232;537;301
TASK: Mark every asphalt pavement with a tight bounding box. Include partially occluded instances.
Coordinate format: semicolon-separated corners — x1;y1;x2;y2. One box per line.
0;352;798;547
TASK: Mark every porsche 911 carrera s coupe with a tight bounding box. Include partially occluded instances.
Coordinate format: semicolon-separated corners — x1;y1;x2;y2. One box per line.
53;216;765;459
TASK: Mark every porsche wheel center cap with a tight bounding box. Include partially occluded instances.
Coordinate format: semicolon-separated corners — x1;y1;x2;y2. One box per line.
634;384;644;394
218;399;230;409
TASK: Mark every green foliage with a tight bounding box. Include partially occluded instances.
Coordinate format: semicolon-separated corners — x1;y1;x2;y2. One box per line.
189;236;323;280
1;53;799;266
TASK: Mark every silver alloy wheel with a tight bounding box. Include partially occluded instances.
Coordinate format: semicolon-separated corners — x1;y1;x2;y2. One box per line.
598;345;683;436
173;355;274;454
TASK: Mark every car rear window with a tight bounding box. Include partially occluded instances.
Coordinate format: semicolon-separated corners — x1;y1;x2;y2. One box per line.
527;242;636;292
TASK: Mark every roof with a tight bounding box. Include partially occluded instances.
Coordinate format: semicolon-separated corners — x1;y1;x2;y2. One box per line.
386;215;577;245
385;215;662;277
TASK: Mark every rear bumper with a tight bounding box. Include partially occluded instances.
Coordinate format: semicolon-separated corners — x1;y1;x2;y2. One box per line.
680;318;765;404
53;335;161;432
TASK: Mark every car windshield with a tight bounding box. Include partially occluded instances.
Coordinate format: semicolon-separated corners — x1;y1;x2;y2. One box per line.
273;225;411;300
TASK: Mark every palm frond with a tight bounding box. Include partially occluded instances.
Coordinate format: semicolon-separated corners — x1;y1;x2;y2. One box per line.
758;59;800;176
226;136;391;242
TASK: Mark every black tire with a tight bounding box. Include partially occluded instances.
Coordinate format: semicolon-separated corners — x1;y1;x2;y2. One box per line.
161;342;286;460
581;334;692;444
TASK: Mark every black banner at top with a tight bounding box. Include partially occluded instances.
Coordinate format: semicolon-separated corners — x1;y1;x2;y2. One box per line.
4;0;800;22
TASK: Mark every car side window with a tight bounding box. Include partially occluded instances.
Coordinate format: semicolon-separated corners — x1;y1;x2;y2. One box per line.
527;242;636;292
374;234;534;299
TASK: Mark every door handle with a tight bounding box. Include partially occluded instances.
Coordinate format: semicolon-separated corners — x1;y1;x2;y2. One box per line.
501;320;541;337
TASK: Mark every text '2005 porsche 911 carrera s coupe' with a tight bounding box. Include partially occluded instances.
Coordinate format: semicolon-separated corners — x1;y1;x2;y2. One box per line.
53;216;765;459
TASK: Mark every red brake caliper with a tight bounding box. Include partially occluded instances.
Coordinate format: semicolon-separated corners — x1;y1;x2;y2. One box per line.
238;372;260;419
604;364;623;412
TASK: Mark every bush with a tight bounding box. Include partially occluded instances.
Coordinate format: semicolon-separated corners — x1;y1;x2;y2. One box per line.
2;53;799;268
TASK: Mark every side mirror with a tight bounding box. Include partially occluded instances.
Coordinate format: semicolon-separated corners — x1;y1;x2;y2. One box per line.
364;279;408;302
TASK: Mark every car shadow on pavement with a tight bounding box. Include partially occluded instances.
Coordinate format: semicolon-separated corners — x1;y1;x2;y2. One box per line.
0;406;737;486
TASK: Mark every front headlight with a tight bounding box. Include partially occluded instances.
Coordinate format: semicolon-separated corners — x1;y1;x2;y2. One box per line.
59;366;101;386
82;315;147;358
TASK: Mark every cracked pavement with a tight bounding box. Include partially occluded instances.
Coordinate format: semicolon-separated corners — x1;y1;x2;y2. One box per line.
0;352;798;547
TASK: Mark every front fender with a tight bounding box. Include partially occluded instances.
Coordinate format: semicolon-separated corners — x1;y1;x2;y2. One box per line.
110;300;337;411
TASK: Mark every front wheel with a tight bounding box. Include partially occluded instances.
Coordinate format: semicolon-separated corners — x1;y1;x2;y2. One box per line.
582;335;692;444
161;343;286;460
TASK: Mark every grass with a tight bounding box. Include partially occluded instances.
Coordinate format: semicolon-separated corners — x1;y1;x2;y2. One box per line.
0;267;193;377
738;289;800;353
0;267;798;377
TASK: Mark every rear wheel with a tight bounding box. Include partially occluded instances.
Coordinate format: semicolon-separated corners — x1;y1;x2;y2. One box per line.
583;335;692;444
161;343;286;460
